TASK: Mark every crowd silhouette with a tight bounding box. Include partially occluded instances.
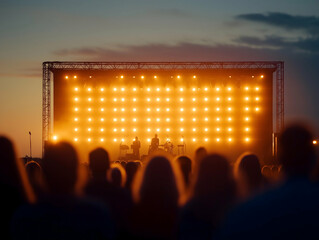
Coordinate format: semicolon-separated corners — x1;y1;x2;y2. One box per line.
1;123;319;239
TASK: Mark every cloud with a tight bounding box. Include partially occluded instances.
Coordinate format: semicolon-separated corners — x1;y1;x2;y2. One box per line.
234;35;319;53
236;12;319;36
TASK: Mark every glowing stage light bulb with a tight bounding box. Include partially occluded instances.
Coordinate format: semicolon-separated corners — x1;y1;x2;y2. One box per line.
74;128;78;132
228;128;232;132
205;138;208;142
100;88;104;92
53;135;58;141
228;107;232;111
166;87;170;92
121;87;125;91
114;108;117;112
147;118;151;122
245;87;249;91
120;75;124;79
100;118;104;122
88;118;92;122
228;138;232;142
216;117;220;122
101;108;104;112
192;138;196;142
261;75;264;79
133;128;136;132
180;98;184;102
166;108;170;112
100;128;104;132
193;108;196;112
121;118;125;122
228;97;232;101
113;87;117;91
193;118;196;122
156;108;160;112
147;128;151;132
228;117;232;121
114;138;117;142
113;118;117;122
141;75;144;79
180;108;184;112
216;128;220;132
204;117;208;121
192;98;196;102
114;128;117;132
133;88;137;91
121;98;125;102
204;87;208;91
177;75;181;79
245;137;250;142
180;118;184;122
256;97;260;101
180;128;184;132
156;98;160;102
88;108;91;112
74;138;78;142
216;87;220;91
147;139;150;142
166;98;170;102
74;118;78;122
255;107;260;112
121;108;125;112
181;138;184;142
166;128;170;132
192;88;196;92
228;87;232;91
147;98;150;102
245;127;249;132
156;128;160;132
245;107;249;111
75;108;78;112
156;118;160;122
114;98;117;102
88;98;92;102
100;138;104;142
205;128;208;132
133;98;136;102
74;87;78;91
256;87;260;91
74;97;78;102
133;118;137;122
133;108;136;112
156;87;160;91
313;140;318;145
216;107;220;111
192;128;196;132
88;88;91;92
88;128;91;132
88;138;91;142
180;87;183;92
121;128;125;132
216;138;220;142
147;88;150;92
245;117;249;121
204;97;208;102
216;97;220;101
65;76;69;79
100;98;104;102
166;118;170;122
74;76;77;79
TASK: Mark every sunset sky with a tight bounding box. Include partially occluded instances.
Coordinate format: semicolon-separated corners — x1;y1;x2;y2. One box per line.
0;0;318;157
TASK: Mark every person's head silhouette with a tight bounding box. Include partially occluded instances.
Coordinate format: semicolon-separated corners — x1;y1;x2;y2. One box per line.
175;156;192;187
279;124;316;177
89;148;110;179
42;141;78;195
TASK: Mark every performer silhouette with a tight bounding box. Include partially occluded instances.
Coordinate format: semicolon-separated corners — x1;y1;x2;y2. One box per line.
132;136;141;159
149;134;159;154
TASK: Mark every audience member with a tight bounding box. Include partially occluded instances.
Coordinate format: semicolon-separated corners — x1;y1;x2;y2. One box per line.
12;142;114;239
175;156;192;188
125;161;141;192
194;147;207;174
109;163;127;188
0;136;35;239
234;153;264;199
130;155;182;240
180;154;236;240
25;160;44;198
218;124;319;240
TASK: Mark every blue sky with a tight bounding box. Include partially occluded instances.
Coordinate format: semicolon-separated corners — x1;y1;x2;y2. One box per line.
0;0;319;157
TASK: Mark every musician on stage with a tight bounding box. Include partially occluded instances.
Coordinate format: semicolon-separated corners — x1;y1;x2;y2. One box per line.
149;134;159;154
132;136;141;159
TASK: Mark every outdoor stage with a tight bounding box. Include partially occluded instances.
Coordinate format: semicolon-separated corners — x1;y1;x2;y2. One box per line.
42;62;284;164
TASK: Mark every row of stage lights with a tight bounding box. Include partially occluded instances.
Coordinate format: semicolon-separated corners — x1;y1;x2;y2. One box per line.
74;86;261;92
66;75;264;80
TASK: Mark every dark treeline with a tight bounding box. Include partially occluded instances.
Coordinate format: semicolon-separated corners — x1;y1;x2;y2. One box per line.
1;123;319;240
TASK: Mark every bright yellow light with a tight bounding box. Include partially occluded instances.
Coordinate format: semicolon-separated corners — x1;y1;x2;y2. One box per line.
177;75;181;79
256;87;260;91
113;128;117;132
204;87;208;91
114;108;117;112
147;138;150;142
204;108;208;112
256;97;260;101
120;75;124;79
121;88;125;91
245;107;249;111
113;88;117;91
75;108;78;112
216;97;220;101
166;118;170;122
245;137;250;142
255;107;260;112
180;128;184;132
245;127;249;132
133;118;137;122
166;98;170;102
156;118;160;122
113;118;117;122
88;118;92;122
147;88;150;92
114;138;117;142
193;108;196;112
88;98;92;102
156;98;160;102
100;138;104;142
228;107;232;111
65;76;69;79
216;87;220;91
147;98;150;102
147;118;151;122
88;128;91;132
141;75;144;79
192;138;196;142
216;138;220;142
133;88;137;91
101;118;104;122
121;98;125;102
193;75;196;78
205;128;208;132
74;138;78;142
121;128;125;132
228;97;232;101
166;87;170;92
245;117;249;121
245;97;249;101
228;128;232;132
228;87;232;91
180;108;184;112
101;128;104;132
181;138;184;142
166;108;170;112
216;128;220;132
205;138;208;142
193;128;196;132
100;88;104;92
261;75;264;79
156;128;160;132
192;88;196;92
193;118;196;122
180;87;184;92
147;128;151;132
156;108;160;112
228;117;232;121
216;107;220;111
180;98;184;102
166;128;170;132
88;88;92;92
74;76;77;79
204;98;208;101
74;128;78;132
53;135;58;141
133;108;137;112
133;128;137;132
216;117;220;121
74;97;78;102
192;98;196;102
74;118;78;122
88;108;92;112
313;140;318;145
205;117;208;121
156;87;160;91
88;138;91;142
228;138;232;142
133;98;137;102
121;118;125;122
100;98;104;102
147;108;150;112
180;118;184;122
74;87;78;91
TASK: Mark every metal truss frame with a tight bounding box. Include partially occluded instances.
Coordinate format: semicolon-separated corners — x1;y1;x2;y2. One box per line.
42;61;284;155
